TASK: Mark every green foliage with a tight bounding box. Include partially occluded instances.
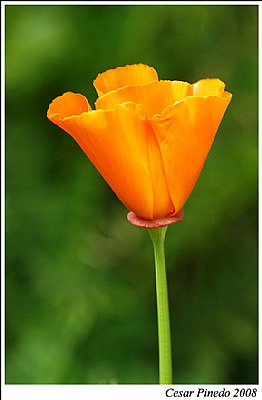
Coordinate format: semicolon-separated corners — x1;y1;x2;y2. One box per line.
5;5;257;384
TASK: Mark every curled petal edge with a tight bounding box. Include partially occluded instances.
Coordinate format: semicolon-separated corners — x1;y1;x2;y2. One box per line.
127;209;184;229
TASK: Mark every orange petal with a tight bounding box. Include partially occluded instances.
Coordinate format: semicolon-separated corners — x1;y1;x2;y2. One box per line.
48;100;174;220
47;92;92;119
96;80;192;118
150;92;232;213
193;78;226;96
93;64;159;97
47;92;92;132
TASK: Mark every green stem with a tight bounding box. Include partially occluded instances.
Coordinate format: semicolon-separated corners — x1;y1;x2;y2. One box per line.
148;226;172;384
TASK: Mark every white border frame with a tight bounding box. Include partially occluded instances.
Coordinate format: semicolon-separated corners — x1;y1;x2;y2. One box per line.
2;1;259;399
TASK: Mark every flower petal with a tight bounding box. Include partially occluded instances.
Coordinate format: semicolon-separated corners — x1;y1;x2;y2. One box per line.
48;99;174;220
47;92;92;133
149;92;232;213
193;78;226;96
47;92;92;119
93;63;159;97
96;80;192;118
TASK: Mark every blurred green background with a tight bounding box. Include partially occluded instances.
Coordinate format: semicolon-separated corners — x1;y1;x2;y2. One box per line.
5;5;258;384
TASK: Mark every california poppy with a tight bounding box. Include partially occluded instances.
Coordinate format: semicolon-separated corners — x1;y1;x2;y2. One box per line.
47;64;232;221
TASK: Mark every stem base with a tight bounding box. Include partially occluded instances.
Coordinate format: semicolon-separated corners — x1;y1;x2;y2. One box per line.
127;209;184;228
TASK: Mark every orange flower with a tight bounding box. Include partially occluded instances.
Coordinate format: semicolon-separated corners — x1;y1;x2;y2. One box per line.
47;64;232;221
